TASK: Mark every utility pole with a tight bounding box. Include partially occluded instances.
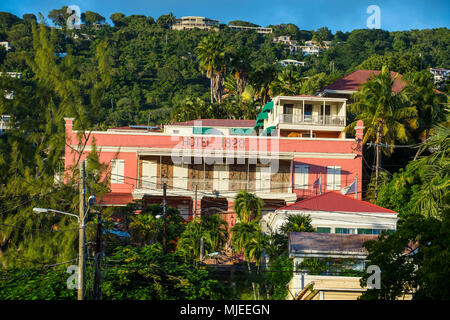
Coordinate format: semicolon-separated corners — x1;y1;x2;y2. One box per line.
163;183;167;254
199;238;204;262
374;126;381;204
93;208;102;300
78;160;86;300
194;184;198;219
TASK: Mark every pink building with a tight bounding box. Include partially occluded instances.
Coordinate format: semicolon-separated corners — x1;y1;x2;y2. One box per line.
64;95;364;227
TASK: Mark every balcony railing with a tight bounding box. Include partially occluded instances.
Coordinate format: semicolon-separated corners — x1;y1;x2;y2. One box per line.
279;114;345;126
139;176;290;193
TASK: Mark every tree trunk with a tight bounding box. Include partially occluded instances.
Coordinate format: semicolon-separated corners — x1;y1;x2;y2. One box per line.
210;77;213;104
375;126;381;204
247;261;257;300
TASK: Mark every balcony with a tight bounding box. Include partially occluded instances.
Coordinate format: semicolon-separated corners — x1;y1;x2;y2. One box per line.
278;114;345;126
139;176;291;193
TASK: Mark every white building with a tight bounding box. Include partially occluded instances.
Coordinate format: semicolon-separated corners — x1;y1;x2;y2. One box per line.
429;67;450;84
0;41;11;51
228;25;272;34
172;16;219;31
277;59;305;67
273;35;297;45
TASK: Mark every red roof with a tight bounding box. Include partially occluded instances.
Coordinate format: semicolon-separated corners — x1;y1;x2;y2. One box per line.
171;119;256;128
98;192;133;206
277;191;397;214
323;70;406;93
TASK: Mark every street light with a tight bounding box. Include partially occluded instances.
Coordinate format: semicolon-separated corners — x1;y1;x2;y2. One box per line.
33;206;86;300
33;207;80;223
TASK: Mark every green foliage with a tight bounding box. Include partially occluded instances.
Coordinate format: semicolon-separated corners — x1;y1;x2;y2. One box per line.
345;66;418;155
360;206;450;300
0;23;110;268
233;190;264;223
378;110;449;219
279;214;316;235
265;254;293;299
0;267;76;300
102;244;225;299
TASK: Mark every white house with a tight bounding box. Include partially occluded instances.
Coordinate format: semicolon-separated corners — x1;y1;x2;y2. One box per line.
277;59;305;67
0;41;11;51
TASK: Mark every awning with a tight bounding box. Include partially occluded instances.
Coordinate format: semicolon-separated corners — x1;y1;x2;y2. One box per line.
261;101;274;113
192;127;222;135
230;128;254;135
256;111;268;121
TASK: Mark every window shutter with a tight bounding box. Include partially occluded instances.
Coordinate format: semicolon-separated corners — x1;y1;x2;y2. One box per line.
294;165;309;189
111;159;124;184
326;166;341;190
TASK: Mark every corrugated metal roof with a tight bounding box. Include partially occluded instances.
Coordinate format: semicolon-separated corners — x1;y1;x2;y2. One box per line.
323;70;406;93
289;232;378;254
277;191;397;214
98;192;133;206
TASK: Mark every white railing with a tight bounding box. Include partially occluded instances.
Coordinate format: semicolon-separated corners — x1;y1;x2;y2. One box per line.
279;114;345;126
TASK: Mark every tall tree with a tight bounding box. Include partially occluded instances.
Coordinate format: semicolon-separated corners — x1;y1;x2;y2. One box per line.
196;33;226;104
250;64;277;106
0;23;111;268
345;66;418;202
228;47;251;95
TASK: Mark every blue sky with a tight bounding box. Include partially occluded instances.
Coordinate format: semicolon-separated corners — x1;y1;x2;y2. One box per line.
1;0;449;32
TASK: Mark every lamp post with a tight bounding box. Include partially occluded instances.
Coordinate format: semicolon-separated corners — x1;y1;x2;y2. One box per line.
33;206;86;300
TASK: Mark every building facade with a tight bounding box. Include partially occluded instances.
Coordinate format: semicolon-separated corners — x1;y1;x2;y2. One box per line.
64;95;364;226
228;25;272;34
172;16;219;31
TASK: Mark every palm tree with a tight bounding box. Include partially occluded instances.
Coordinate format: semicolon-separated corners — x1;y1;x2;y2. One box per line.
234;190;264;223
231;220;261;299
196;34;226;104
345;66;418;155
403;70;445;160
344;66;418;202
170;97;215;122
270;68;303;96
244;230;268;299
228;47;251;95
177;218;213;263
250;64;276;106
200;214;229;252
279;214;316;235
411;108;449;218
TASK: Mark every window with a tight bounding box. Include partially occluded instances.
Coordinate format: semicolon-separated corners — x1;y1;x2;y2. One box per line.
326;166;341;190
317;227;331;233
301;132;316;138
283;104;293;115
304;104;312;120
358;228;395;235
335;228;355;234
294;165;309;189
110;159;124;184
